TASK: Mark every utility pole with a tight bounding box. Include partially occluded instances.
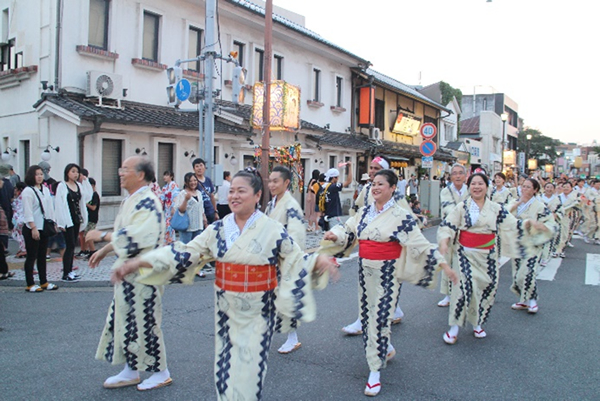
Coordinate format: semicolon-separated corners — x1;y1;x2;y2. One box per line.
260;0;273;210
203;0;217;182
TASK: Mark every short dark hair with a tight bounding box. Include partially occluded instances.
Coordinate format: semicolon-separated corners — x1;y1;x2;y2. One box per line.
134;158;155;183
89;177;96;186
467;172;489;188
374;169;398;187
192;158;206;168
544;182;555;189
81;168;89;177
24;165;42;186
15;182;26;191
223;171;231;180
163;170;174;180
63;163;81;182
272;166;292;182
233;170;263;195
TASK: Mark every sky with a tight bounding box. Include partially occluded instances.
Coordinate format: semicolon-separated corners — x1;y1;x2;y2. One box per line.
272;0;599;145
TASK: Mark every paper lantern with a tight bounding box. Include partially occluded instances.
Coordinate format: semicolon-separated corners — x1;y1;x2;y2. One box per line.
573;156;583;168
528;158;538;170
544;164;553;173
251;80;301;131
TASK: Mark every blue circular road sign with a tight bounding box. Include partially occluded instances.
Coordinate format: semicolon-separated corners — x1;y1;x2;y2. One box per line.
420;140;437;157
175;79;192;101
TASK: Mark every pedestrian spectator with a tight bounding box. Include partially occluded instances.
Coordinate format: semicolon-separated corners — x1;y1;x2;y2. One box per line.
411;200;428;226
150;177;162;198
192;158;218;223
21;165;58;292
174;172;205;244
8;164;20;187
87;156;172;391
38;161;56;190
0;164;13;280
321;165;352;230
408;174;419;199
11;182;27;258
397;174;408;198
305;169;320;231
216;170;232;218
160;170;179;244
76;168;94;258
0;167;14;249
82;177;100;259
54;163;88;282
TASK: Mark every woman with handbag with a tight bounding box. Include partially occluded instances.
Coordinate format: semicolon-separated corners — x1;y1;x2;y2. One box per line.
21;165;59;292
55;163;88;282
173;173;205;244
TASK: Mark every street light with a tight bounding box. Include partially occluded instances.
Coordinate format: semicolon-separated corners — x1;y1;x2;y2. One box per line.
525;133;532;174
500;112;508;172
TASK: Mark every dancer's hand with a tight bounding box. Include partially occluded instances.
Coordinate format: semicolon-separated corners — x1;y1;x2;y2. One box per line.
111;258;147;284
322;231;337;242
315;254;340;282
441;263;458;284
89;245;110;268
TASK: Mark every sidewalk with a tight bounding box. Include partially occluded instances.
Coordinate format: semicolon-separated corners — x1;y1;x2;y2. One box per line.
1;227;331;287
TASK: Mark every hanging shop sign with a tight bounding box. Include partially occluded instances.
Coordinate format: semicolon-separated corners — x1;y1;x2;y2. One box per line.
391;111;421;136
251;80;301;131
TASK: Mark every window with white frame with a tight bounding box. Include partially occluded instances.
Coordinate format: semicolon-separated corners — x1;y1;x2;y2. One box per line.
313;68;321;102
142;11;160;61
254;48;264;82
274;54;283;80
0;38;16;71
233;41;245;67
335;76;343;107
102;139;122;196
89;0;109;49
444;123;453;141
188;27;203;71
20;140;29;176
329;155;337;169
157;143;174;186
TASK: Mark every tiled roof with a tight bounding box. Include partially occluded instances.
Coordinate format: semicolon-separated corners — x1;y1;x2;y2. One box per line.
224;0;369;65
33;92;326;136
308;131;455;161
444;141;466;151
364;69;451;113
459;116;480;135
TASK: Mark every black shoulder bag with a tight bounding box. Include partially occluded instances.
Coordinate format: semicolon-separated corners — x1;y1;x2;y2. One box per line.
31;186;57;237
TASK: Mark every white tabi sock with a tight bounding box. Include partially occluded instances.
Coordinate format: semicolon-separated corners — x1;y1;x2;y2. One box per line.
473;325;482;332
448;325;459;337
368;371;380;386
138;368;171;390
104;364;139;385
345;317;362;331
529;299;538;308
278;330;300;353
394;305;404;320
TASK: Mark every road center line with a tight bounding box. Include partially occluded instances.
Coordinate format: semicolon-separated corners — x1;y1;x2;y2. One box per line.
537;258;562;281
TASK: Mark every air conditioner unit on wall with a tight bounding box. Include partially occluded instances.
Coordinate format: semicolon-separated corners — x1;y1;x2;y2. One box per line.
86;71;123;100
370;127;381;141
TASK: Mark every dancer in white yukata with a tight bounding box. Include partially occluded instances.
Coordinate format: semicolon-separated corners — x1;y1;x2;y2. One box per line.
507;179;557;313
489;172;514;205
342;156;409;335
321;169;457;397
540;182;563;265
265;166;306;354
555;181;582;257
438;173;552;344
111;170;338;401
87;156;172;391
582;180;600;244
437;163;469;307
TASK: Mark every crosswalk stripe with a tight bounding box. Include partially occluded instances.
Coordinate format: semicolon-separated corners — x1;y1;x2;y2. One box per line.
585;253;600;286
537;258;562;281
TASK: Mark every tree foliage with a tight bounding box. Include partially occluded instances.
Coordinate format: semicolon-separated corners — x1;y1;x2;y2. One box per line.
517;128;562;163
440;81;462;107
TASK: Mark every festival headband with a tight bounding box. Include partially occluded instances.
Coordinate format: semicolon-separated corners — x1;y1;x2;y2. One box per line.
372;157;389;170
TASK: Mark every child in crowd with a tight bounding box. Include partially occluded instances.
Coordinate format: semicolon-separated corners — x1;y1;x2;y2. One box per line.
11;182;27;258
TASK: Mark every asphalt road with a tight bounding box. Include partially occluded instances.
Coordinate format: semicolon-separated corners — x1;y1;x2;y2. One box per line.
1;228;598;400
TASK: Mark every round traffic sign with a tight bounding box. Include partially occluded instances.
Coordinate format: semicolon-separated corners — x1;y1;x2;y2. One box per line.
175;79;192;101
420;123;437;139
420;140;437;157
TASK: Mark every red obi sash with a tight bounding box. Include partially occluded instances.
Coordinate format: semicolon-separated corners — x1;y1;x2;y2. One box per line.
215;262;278;292
359;240;402;260
459;231;496;250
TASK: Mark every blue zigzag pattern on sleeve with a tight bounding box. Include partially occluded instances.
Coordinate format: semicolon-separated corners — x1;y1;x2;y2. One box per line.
291;268;307;320
357;206;370;237
416;248;438;288
213;220;228;258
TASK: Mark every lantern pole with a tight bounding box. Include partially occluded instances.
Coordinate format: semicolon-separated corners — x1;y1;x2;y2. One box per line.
260;0;273;210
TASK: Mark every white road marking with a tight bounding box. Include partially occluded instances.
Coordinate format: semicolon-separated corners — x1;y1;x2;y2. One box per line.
585;253;600;286
537;258;562;281
499;256;510;267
